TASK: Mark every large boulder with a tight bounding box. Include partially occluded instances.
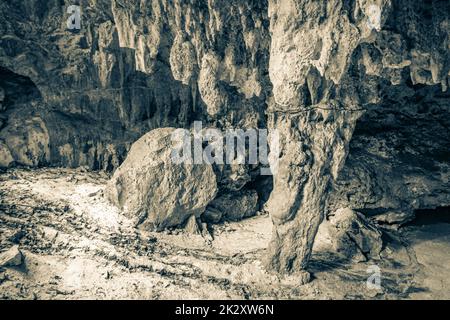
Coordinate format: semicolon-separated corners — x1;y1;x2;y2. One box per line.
106;128;217;231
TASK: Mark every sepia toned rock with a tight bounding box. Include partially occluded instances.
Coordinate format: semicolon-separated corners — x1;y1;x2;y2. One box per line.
0;245;23;268
0;0;449;297
327;208;383;261
106;128;218;231
184;215;202;235
206;189;259;222
263;0;449;277
201;207;223;224
0;140;14;168
0;116;50;167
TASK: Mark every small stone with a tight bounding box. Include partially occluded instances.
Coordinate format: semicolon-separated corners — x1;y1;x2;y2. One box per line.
7;229;25;243
298;271;311;285
0;245;23;267
184;215;201;235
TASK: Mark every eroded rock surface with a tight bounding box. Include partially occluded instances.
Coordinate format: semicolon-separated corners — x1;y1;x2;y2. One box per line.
330;84;450;226
0;0;270;170
205;189;259;222
263;0;449;277
106;128;217;230
327;208;383;262
0;0;449;278
0;245;23;268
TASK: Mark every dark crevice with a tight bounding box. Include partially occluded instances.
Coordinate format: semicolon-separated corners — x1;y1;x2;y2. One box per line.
406;206;450;226
0;66;42;110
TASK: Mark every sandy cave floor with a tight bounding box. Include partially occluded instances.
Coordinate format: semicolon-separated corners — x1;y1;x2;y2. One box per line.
0;168;449;300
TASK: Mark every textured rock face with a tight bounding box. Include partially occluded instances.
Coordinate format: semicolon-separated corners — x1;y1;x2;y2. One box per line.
326;0;450;225
0;245;23;268
0;140;14;168
106;128;217;230
0;116;50;167
330;84;450;225
263;0;370;275
0;0;449;276
0;0;270;170
262;0;449;277
205;189;258;222
326;208;383;262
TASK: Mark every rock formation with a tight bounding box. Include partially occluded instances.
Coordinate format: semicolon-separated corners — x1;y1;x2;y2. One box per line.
0;0;271;170
326;207;383;262
0;245;23;268
205;189;259;222
329;83;450;227
106;128;217;230
263;0;449;280
0;0;449;281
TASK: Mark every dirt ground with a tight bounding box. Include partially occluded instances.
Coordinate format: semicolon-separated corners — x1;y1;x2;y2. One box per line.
0;168;449;300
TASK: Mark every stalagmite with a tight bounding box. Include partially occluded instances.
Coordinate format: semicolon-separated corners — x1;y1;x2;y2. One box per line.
263;0;374;281
265;108;362;282
0;1;449;296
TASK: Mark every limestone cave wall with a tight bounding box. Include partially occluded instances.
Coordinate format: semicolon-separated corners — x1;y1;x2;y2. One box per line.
0;0;449;227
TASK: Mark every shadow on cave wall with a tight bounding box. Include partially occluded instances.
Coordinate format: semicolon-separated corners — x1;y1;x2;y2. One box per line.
0;65;42;115
330;71;450;227
407;206;450;226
